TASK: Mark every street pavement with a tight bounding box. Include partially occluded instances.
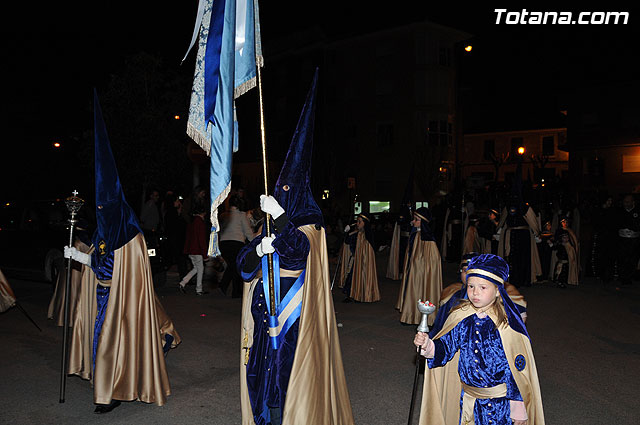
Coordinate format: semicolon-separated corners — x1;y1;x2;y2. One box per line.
1;249;639;424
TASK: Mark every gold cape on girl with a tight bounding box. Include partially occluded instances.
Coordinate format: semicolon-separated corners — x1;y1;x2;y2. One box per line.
418;305;544;424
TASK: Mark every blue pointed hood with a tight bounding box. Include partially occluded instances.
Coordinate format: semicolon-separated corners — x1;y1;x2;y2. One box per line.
92;90;142;255
273;69;323;228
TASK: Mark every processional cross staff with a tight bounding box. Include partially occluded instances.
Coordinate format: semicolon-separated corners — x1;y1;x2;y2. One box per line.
59;190;84;403
407;300;436;425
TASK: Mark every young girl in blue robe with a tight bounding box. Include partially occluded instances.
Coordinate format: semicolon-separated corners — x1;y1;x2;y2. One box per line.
414;254;544;425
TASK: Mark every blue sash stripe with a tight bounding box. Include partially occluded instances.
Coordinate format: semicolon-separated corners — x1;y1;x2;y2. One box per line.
260;252;305;350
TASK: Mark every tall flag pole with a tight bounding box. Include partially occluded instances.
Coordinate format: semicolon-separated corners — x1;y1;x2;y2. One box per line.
185;0;263;257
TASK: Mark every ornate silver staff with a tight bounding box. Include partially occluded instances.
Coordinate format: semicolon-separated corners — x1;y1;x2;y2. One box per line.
59;190;84;403
408;299;436;425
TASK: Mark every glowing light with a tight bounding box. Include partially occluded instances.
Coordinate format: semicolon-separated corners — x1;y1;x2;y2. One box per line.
464;45;473;52
174;115;180;120
5;203;9;206
517;147;525;155
53;142;61;148
200;314;207;317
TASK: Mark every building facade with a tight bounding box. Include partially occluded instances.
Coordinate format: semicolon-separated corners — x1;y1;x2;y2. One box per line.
461;127;569;188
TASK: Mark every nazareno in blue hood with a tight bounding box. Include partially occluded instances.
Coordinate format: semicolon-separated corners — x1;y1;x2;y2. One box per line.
272;69;323;229
91;89;142;256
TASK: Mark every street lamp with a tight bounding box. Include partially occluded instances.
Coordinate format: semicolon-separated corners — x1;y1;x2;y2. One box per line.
53;142;61;148
517;146;525;155
464;45;473;52
174;115;180;120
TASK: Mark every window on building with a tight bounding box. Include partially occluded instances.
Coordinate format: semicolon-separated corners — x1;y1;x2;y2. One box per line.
369;201;390;214
622;155;640;173
483;139;495;160
426;119;453;147
377;123;394;147
438;47;451;66
415;201;429;209
542;136;555;156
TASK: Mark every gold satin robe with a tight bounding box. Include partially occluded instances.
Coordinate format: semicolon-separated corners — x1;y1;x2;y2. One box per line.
386;222;401;280
337;240;353;289
240;225;354;425
549;228;579;285
68;233;181;406
463;225;483;255
396;235;442;325
0;268;17;313
48;239;90;326
419;305;545;425
350;231;380;302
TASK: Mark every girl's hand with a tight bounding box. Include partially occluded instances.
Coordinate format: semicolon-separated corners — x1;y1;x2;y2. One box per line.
414;331;430;349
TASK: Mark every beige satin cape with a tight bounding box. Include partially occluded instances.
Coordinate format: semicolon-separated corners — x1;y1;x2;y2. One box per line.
549;228;579;285
396;237;442;325
240;225;354;425
337;240;353;289
0;268;17;313
68;233;181;406
418;305;545;425
463;225;483;255
497;207;542;283
350;231;380;302
48;240;90;326
386;222;401;280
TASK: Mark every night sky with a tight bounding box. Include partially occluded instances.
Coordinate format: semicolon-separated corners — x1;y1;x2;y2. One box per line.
1;2;638;199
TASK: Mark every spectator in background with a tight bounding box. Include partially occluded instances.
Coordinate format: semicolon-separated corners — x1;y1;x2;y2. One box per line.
615;194;640;287
140;189;161;232
163;192;188;279
178;206;209;296
218;194;254;297
181;185;207;224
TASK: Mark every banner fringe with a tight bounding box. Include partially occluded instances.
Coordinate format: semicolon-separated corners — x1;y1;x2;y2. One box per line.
187;121;212;156
207;182;231;257
234;77;257;99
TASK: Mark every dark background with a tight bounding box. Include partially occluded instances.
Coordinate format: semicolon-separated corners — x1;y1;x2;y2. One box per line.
1;2;637;201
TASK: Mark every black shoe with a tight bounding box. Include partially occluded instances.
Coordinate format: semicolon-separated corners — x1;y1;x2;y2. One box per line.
342;297;353;303
178;285;186;294
196;291;210;296
94;400;121;414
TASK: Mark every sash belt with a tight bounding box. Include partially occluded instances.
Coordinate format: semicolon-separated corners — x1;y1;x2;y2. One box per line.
460;382;507;425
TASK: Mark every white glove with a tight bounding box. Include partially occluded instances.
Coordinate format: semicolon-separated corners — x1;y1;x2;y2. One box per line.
534;235;542;243
493;234;500;241
256;234;276;257
344;225;351;233
65;246;91;266
260;195;285;219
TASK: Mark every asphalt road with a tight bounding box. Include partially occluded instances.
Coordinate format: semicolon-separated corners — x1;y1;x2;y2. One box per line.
1;250;639;424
